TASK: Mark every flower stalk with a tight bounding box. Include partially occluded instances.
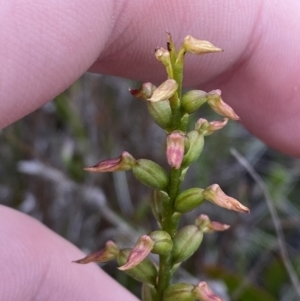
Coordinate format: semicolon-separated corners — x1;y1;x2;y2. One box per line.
74;33;249;301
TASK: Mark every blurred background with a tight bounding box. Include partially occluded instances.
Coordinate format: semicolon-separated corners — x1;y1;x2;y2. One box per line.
1;73;300;301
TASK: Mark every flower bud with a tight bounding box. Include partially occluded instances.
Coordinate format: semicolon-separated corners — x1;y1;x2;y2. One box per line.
181;90;208;114
84;151;136;172
195;214;230;233
155;47;171;64
148;79;178;102
166;131;186;169
182;131;204;168
149;230;173;255
155;47;173;78
195;118;228;136
203;184;250;213
130;82;156;100
150;190;169;227
172;225;203;264
163;283;196;301
73;240;119;264
207;90;240;121
117;248;158;285
132;159;169;191
174;188;205;213
119;235;154;271
192;282;223;301
147;100;172;131
182;35;223;55
142;283;158;301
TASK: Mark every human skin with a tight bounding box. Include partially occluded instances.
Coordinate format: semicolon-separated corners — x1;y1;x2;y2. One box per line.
1;0;300;300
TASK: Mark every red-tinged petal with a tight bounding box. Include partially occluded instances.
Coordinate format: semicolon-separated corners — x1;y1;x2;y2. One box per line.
84;151;135;172
73;240;119;264
118;235;154;271
193;282;224;301
166;131;186;169
195;214;230;233
203;184;250;213
209;221;230;232
196;118;228;136
129;82;156;100
207;90;240;121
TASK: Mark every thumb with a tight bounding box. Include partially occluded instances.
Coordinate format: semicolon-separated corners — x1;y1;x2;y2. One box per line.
0;205;138;301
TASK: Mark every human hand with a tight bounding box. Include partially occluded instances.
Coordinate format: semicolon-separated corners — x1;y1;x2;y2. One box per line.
0;205;139;301
1;0;300;156
1;0;300;300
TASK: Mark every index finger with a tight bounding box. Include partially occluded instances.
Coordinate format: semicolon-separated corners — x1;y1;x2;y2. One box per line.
1;0;300;156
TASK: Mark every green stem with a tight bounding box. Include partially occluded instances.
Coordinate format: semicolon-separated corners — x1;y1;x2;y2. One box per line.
156;168;182;300
156;41;186;301
173;63;184;99
156;255;172;300
168;168;182;206
169;93;181;130
169;58;184;131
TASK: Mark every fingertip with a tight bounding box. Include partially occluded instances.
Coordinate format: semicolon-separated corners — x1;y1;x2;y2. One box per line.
0;206;138;301
0;0;114;128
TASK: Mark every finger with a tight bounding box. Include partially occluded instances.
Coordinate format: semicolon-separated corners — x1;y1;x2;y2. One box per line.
92;0;300;157
0;0;113;128
0;205;138;301
1;1;300;157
